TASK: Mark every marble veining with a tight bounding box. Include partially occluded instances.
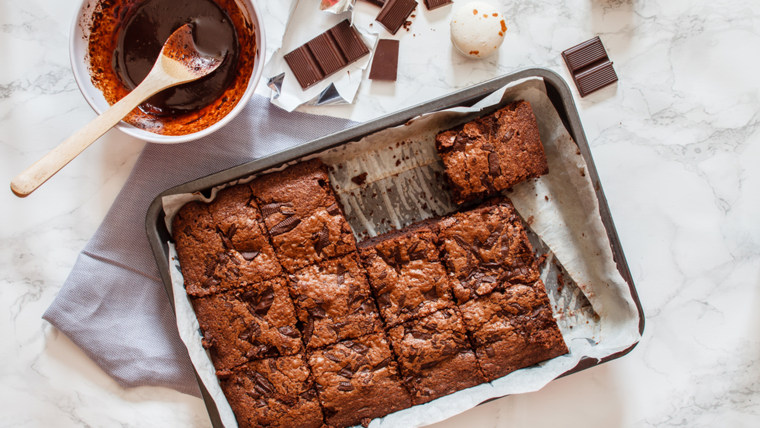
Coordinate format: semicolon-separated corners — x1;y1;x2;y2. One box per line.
2;0;760;427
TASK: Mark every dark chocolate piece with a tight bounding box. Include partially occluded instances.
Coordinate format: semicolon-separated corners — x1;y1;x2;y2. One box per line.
369;39;400;81
376;0;417;35
284;20;370;89
423;0;452;10
562;36;608;71
561;36;618;97
575;61;618;97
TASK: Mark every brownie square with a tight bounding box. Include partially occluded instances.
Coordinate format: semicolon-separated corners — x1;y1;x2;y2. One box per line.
219;355;324;428
191;277;302;370
438;199;540;303
459;283;568;381
358;221;454;326
308;333;412;426
250;160;357;273
435;100;548;204
208;185;282;270
250;160;334;215
387;308;485;404
173;185;282;297
172;201;226;296
289;253;382;349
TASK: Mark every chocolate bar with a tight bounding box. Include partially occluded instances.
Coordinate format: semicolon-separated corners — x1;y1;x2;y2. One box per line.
369;39;400;81
423;0;451;10
561;36;618;97
284;20;370;89
376;0;417;35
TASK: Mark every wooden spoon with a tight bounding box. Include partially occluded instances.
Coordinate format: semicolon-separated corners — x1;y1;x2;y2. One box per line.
10;24;225;198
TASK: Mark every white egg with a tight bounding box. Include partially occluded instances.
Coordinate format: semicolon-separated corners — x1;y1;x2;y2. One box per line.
450;1;507;59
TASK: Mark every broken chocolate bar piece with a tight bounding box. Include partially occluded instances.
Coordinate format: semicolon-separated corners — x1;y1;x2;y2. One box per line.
562;36;608;71
562;36;618;97
284;20;370;90
369;39;400;81
376;0;417;35
423;0;452;10
575;61;618;98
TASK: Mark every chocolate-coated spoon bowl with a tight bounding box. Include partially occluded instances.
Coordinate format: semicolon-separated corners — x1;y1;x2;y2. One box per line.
70;0;265;143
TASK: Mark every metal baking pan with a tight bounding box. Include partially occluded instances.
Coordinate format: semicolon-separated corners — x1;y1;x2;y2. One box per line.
145;67;645;427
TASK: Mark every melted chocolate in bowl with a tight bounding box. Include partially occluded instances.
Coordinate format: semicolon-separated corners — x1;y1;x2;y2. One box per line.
114;0;238;116
87;0;256;136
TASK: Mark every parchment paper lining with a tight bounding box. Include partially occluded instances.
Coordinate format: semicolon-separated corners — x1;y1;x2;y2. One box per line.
163;77;640;428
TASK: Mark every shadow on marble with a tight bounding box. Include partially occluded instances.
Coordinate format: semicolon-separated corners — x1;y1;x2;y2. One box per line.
578;81;620;109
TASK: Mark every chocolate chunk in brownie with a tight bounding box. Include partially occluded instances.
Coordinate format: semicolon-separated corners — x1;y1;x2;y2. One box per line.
308;333;412;426
358;221;454;326
173;185;282;297
191;277;302;370
435;100;548;204
218;355;324;428
289;254;382;349
387;308;485;404
459;283;568;381
250;159;357;272
438;199;540;303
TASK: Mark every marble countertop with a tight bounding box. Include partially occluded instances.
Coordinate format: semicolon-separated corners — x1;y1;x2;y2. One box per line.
3;0;759;426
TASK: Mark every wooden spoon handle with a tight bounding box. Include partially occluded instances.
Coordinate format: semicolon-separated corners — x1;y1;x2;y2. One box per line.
10;77;169;197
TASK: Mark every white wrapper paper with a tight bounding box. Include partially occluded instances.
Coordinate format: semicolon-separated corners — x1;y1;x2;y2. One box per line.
320;0;355;14
163;77;641;428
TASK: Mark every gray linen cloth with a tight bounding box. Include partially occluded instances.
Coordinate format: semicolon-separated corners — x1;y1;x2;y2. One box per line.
43;95;356;396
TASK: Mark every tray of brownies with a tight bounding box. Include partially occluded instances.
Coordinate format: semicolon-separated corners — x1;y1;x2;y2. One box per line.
146;68;644;428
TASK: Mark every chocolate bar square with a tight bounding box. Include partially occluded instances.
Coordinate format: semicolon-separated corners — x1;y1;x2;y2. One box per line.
562;36;618;97
369;39;400;81
376;0;417;35
284;20;370;89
